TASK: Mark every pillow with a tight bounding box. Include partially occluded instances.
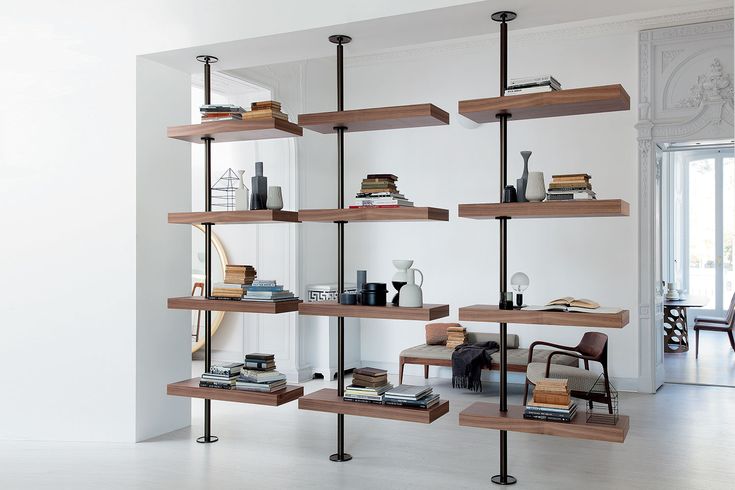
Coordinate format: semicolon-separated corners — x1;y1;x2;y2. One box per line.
425;323;461;345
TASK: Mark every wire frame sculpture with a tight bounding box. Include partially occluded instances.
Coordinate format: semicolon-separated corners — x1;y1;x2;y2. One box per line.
585;374;619;425
212;168;240;210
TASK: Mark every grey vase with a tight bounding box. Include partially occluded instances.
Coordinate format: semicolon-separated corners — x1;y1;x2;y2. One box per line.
250;161;268;210
517;151;532;202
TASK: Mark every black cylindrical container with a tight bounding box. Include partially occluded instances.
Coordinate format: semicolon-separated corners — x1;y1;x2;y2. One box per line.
361;283;387;306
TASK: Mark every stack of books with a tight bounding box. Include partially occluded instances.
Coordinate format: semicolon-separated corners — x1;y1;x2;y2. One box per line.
547;174;596;201
200;104;246;122
351;174;414;209
199;361;244;389
344;367;393;404
446;326;468;349
236;353;287;393
211;264;257;300
524;378;577;422
242;279;297;302
242;100;289;121
384;385;441;409
506;75;561;95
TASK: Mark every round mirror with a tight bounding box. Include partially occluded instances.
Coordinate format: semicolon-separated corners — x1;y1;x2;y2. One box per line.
191;224;228;353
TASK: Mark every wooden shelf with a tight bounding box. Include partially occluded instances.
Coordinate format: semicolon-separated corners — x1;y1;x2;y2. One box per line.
299;388;449;424
458;200;630;219
167;117;303;143
298;104;449;133
168;378;303;406
299;301;449;321
459;402;628;443
168;296;301;314
168;210;300;224
459;305;629;329
298;207;448;222
458;84;630;123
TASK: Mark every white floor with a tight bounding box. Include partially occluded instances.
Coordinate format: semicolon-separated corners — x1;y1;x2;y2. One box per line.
665;329;735;386
2;370;734;489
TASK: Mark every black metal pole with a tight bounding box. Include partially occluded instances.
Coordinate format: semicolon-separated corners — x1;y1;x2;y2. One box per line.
329;34;352;463
196;55;218;444
491;12;516;486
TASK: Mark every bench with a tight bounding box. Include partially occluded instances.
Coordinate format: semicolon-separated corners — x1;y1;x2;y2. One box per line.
399;332;578;384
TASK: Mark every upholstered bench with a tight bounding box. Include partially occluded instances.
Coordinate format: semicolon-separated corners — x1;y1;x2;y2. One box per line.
399;332;579;384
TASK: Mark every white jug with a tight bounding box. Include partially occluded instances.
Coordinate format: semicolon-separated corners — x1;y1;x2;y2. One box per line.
399;268;423;307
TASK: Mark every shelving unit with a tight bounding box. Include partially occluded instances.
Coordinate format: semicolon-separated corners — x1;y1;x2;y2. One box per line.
298;103;449;133
458;305;629;329
167;117;303;143
299;302;449;321
165;55;303;444
458;199;629;219
169;297;302;314
296;35;451;463
458;84;629;123
168;210;300;224
298;207;448;222
168;378;304;407
459;403;629;443
456;12;631;485
299;389;450;424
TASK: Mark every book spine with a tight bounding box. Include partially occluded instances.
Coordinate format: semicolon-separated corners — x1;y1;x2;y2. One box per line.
343;397;384;405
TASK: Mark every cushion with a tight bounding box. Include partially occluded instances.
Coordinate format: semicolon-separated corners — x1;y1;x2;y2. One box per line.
526;363;601;393
425;323;458;345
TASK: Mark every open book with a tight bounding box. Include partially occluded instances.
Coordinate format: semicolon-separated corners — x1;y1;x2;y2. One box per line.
524;297;621;314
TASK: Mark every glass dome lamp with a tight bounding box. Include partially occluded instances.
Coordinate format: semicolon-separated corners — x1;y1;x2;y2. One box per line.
510;272;530;307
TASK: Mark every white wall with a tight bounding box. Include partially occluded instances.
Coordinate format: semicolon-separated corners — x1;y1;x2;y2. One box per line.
294;30;639;385
0;0;482;443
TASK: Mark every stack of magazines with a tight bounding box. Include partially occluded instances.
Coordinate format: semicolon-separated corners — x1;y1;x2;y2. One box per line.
506;75;561;95
383;385;440;409
199;361;244;389
524;378;577;422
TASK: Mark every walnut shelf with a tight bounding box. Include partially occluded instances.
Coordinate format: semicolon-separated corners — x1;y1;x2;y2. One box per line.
299;388;449;424
299;302;449;321
459;402;628;443
168;378;303;407
458;305;629;329
458;200;630;219
168;296;301;314
168;210;300;224
459;84;630;123
298;207;449;223
298;104;449;133
167;117;303;143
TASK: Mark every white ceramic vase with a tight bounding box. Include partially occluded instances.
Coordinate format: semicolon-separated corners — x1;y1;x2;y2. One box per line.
399;268;423;307
266;186;283;210
525;171;546;202
235;170;249;211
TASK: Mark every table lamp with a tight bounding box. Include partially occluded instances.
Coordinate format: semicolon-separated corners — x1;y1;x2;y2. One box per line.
510;272;529;307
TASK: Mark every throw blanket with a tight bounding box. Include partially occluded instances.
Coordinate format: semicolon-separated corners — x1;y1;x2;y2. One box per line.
452;341;499;392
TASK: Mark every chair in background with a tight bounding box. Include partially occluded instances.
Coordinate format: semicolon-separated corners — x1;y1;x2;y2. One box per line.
191;282;205;342
523;332;613;413
694;292;735;358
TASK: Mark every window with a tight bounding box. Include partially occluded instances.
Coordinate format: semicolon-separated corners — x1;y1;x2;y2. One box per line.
665;147;735;314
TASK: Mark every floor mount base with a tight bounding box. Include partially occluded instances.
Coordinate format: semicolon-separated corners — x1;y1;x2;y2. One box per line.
196;435;219;444
491;475;517;485
329;453;352;462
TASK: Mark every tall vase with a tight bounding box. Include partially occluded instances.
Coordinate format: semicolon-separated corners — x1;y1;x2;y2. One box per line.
525;171;546;202
250;161;268;210
235;170;249;211
517;151;532;202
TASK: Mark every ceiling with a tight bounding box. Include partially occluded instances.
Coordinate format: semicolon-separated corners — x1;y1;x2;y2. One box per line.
145;0;733;73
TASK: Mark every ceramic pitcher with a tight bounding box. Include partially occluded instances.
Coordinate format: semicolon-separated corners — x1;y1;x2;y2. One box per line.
399;268;423;307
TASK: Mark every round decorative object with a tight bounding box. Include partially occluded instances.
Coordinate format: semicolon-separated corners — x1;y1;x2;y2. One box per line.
329;35;352;44
491;11;517;22
196;55;219;64
191;224;228;354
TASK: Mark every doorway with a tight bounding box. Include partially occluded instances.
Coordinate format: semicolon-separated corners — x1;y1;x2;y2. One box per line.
662;142;735;386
